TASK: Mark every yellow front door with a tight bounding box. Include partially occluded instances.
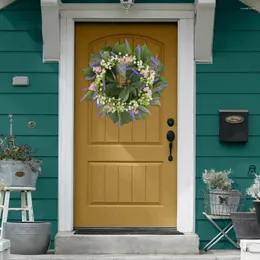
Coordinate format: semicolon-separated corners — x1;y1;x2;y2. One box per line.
74;23;177;227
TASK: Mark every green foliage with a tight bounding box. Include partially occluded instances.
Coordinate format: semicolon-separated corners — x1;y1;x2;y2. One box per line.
113;42;132;55
83;67;95;78
0;135;42;172
120;112;133;125
81;40;168;126
85;91;95;100
89;54;101;66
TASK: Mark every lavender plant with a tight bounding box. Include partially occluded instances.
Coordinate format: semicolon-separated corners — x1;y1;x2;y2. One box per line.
202;169;234;191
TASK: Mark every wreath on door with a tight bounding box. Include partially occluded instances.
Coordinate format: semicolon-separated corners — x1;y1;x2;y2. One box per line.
81;40;168;126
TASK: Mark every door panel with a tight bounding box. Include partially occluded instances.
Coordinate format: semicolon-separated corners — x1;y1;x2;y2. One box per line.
74;23;177;227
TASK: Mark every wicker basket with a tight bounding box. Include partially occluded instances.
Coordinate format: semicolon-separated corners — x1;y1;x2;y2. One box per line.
203;189;243;216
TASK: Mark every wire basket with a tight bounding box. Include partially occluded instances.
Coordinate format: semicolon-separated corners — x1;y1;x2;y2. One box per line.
203;190;244;216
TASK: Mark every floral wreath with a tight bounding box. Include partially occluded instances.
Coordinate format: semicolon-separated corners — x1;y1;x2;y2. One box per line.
81;40;168;126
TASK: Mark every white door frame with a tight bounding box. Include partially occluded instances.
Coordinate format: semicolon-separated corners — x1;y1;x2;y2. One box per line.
58;4;196;234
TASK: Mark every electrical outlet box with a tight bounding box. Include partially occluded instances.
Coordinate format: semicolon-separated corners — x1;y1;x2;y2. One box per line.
12;76;29;86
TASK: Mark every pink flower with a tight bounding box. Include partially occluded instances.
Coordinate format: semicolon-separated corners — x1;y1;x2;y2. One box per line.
125;56;132;63
93;66;101;73
89;83;96;91
143;87;149;92
147;90;152;97
132;108;139;114
143;72;149;78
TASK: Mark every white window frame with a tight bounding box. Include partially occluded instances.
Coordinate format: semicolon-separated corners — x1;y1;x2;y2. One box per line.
58;4;196;234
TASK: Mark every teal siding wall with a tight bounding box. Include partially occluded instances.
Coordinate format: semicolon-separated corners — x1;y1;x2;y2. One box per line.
196;0;260;249
0;0;58;248
2;0;260;252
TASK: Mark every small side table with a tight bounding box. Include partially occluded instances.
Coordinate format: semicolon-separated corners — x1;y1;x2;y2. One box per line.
202;212;240;251
0;187;35;237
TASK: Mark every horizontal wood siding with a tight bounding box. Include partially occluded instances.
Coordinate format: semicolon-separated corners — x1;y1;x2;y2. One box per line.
196;0;260;249
61;0;193;3
0;0;58;248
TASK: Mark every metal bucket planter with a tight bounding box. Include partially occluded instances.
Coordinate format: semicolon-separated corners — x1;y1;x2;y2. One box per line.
231;212;260;240
0;160;40;188
207;190;241;216
2;222;51;255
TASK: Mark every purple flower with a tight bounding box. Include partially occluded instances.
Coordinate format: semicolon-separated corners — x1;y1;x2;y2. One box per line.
125;39;130;49
81;88;89;91
92;91;98;100
154;83;168;92
90;61;100;67
137;45;141;55
85;75;96;81
80;96;86;102
100;51;107;58
126;67;140;76
110;52;116;56
128;111;135;121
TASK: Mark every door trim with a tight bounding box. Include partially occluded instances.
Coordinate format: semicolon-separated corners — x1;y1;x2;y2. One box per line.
58;7;196;234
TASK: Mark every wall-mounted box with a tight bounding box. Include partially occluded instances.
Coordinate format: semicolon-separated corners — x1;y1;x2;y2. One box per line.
219;110;248;143
12;76;29;86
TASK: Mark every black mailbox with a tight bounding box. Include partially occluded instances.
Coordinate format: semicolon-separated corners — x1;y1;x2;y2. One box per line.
219;110;248;143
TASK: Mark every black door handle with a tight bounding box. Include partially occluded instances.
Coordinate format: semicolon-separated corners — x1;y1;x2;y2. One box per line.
166;130;175;161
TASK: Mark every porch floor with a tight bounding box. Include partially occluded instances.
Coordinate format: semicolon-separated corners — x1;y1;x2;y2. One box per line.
10;250;240;260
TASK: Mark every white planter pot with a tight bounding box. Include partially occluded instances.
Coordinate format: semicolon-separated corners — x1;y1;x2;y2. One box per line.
0;160;40;188
241;239;260;260
208;190;241;216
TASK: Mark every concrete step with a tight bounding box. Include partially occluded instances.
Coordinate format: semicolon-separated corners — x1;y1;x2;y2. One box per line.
55;232;200;255
10;251;240;260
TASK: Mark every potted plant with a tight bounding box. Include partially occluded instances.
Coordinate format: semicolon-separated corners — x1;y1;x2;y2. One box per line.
202;169;241;216
247;174;260;227
231;174;260;240
0;133;42;188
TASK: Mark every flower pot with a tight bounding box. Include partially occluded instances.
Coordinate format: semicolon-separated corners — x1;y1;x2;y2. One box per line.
253;201;260;227
2;222;51;255
231;212;260;240
208;190;241;216
0;160;40;188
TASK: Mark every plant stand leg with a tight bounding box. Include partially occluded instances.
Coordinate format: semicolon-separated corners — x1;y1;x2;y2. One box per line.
27;191;34;222
0;191;4;220
1;191;10;238
21;191;27;222
203;223;233;251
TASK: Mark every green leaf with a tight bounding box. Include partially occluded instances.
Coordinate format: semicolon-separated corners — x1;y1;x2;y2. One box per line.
155;63;165;75
105;83;121;98
108;112;119;124
152;92;161;99
141;44;153;60
89;54;101;66
83;67;94;78
121;91;130;103
106;71;116;83
101;44;112;53
136;110;148;120
85;91;95;100
151;99;161;106
120;112;133;125
112;42;131;55
140;106;151;115
115;64;126;78
129;72;141;83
